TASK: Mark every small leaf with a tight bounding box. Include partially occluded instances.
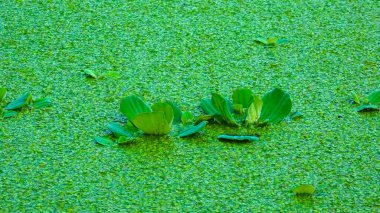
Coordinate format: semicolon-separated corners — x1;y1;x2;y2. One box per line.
120;95;152;121
351;91;361;104
254;37;268;45
195;115;214;123
0;87;6;102
83;69;97;79
5;92;32;110
211;93;239;126
246;95;263;124
368;89;380;105
232;88;254;109
267;37;278;45
3;110;18;118
107;122;134;137
179;121;208;138
165;101;182;124
132;111;171;135
355;105;379;112
181;111;194;125
217;134;259;142
260;88;292;124
116;136;134;144
289;111;303;120
276;38;289;44
33;98;52;109
94;136;117;146
293;184;315;195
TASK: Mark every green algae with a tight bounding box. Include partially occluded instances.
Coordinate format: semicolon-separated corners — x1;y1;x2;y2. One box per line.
0;0;379;211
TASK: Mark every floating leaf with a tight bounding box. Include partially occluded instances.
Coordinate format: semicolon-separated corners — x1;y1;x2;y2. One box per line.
211;93;239;126
368;89;380;105
132;111;171;135
179;121;208;138
232;88;254;109
355;105;379;112
246;95;263;124
195;115;214;123
33;98;52;109
233;104;244;114
3;110;18;118
107;122;134;137
293;184;315;195
217;134;259;142
0;87;6;102
83;69;97;79
5;92;32;110
181;111;194;125
116;136;134;144
260;88;292;124
289;111;303;120
267;37;278;46
120;95;152;121
254;37;268;45
200;98;219;115
351;91;361;104
276;38;289;44
94;136;117;146
152;102;174;125
165;101;182;123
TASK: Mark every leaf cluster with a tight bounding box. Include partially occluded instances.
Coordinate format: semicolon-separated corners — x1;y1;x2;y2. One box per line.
352;89;380;112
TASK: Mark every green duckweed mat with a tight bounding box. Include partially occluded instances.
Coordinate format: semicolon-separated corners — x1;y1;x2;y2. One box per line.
0;0;379;211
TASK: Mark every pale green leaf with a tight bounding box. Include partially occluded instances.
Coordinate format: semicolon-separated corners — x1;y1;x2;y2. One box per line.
132;111;171;135
293;184;315;195
152;102;174;125
83;69;97;79
246;95;263;124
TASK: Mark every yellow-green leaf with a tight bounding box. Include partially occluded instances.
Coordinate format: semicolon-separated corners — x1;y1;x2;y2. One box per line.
132;111;171;135
246;95;263;124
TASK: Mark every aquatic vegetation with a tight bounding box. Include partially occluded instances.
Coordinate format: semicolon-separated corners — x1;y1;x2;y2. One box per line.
217;134;259;142
292;184;316;196
254;37;289;47
352;89;380;112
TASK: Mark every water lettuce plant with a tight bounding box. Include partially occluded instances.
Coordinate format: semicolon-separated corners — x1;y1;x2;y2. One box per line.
200;88;292;127
352;89;380;112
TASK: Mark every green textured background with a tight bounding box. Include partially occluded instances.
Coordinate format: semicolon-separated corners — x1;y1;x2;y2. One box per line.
0;0;379;211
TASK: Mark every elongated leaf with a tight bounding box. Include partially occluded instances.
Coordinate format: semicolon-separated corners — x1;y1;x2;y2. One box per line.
107;122;134;137
254;37;268;45
0;108;3;117
217;134;259;142
351;91;361;104
165;101;182;123
200;98;219;115
95;136;117;146
355;105;379;112
5;92;32;110
289;111;303;120
33;98;52;109
179;121;208;138
3;110;18;118
152;102;174;125
120;95;152;121
212;93;239;126
83;69;97;79
368;89;380;105
232;88;254;108
246;95;263;124
293;184;315;195
259;88;292;123
116;136;134;144
132;111;171;135
181;111;194;125
0;87;6;102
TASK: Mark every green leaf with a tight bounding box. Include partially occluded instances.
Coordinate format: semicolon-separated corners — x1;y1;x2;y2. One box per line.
116;136;134;144
233;104;244;114
254;37;268;45
246;95;263;124
211;93;239;126
232;88;254;109
151;102;174;125
267;37;278;45
217;134;259;142
33;98;52;109
132;111;171;135
276;38;289;45
165;101;182;123
107;122;134;137
355;105;379;112
120;95;152;121
260;88;292;124
181;111;194;125
368;89;380;105
0;87;6;102
3;110;18;118
179;121;208;138
289;111;303;120
5;92;32;110
94;136;117;146
200;98;219;115
351;91;361;104
83;69;97;79
293;184;315;195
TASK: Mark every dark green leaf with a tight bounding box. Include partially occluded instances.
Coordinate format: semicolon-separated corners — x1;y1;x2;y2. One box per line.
211;93;239;126
217;134;259;142
260;88;292;124
200;98;219;115
107;122;134;137
33;98;52;109
152;102;174;125
165;101;182;123
3;110;18;118
120;95;152;121
232;88;254;109
132;111;171;135
368;89;380;105
0;87;6;102
293;184;315;195
94;136;117;146
5;92;32;110
181;111;194;125
355;105;379;112
179;121;208;138
83;69;97;79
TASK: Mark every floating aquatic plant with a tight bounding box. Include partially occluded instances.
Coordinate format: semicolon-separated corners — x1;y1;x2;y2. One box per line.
352;89;380;112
